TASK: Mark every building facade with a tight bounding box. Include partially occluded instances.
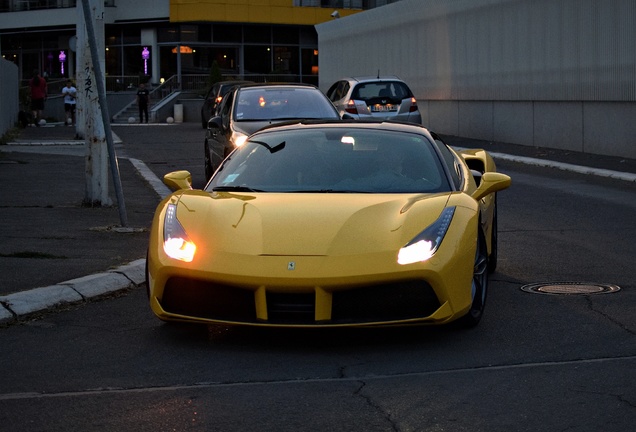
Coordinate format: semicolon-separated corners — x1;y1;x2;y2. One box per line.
0;0;400;90
317;0;636;159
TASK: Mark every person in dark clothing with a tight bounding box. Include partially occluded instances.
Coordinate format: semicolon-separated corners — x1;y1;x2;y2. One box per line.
29;70;48;126
136;83;150;123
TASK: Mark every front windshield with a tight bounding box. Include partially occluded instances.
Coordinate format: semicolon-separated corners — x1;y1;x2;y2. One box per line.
233;88;338;121
207;127;452;194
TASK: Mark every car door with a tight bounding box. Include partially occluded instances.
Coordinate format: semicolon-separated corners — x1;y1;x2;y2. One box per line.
326;80;350;113
205;90;235;178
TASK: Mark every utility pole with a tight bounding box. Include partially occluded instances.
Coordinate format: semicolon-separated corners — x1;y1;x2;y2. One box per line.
77;0;127;226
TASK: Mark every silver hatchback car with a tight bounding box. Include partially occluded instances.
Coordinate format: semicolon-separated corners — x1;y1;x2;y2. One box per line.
326;76;422;124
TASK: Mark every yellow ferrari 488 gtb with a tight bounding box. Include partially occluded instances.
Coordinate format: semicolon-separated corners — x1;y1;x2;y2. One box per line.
147;121;511;328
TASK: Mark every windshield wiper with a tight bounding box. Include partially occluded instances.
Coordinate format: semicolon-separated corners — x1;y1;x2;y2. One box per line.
212;186;264;192
250;140;286;153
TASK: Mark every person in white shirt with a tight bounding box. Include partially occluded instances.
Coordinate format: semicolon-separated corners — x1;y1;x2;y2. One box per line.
62;80;77;126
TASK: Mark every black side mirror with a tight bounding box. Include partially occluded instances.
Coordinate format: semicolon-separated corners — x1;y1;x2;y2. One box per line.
207;117;223;130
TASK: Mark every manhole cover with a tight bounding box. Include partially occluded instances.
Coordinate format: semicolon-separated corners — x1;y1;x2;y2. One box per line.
520;282;621;295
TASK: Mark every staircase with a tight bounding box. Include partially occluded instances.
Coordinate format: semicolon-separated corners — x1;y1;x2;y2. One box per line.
111;101;154;124
111;76;180;124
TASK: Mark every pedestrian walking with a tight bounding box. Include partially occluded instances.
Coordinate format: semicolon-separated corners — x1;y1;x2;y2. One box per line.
136;83;150;123
62;80;77;126
29;69;47;126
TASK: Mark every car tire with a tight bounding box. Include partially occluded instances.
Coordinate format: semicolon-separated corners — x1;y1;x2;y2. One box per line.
145;250;150;299
204;138;213;182
457;228;489;328
488;195;498;274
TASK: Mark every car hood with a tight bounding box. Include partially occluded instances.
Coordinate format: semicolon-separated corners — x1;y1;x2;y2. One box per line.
234;120;277;136
172;192;453;256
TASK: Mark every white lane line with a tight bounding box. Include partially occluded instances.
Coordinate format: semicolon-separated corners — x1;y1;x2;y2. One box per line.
126;157;172;198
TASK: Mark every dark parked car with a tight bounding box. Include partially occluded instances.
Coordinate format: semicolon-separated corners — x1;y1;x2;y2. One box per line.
204;83;342;180
200;80;252;128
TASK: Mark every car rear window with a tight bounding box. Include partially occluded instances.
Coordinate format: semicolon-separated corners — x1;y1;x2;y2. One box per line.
351;81;413;101
234;88;338;121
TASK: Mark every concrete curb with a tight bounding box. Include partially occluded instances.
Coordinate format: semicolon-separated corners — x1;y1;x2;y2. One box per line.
0;259;145;325
488;151;636;183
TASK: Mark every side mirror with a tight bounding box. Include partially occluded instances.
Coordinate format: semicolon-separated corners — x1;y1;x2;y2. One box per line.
471;172;511;201
163;170;193;191
207;116;223;130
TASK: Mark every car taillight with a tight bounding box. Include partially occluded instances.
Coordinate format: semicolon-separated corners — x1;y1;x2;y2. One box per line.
345;100;358;114
409;97;419;113
215;96;223;104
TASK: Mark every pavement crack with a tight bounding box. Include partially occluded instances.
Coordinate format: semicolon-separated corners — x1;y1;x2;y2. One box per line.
574;388;636;408
585;297;635;336
353;381;400;432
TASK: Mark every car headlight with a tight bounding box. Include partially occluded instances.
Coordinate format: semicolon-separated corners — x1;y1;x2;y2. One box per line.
163;203;196;262
233;132;248;148
397;207;455;265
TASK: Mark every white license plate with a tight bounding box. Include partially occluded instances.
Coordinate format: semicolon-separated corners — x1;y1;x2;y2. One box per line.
371;104;395;112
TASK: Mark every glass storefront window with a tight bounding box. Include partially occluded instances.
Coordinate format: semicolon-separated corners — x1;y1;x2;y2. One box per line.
213;24;242;43
159;45;177;78
244;45;271;75
273;26;298;44
273;46;299;74
180;25;199;42
301;48;319;76
105;46;122;77
3;21;317;87
106;27;121;45
122;28;141;45
244;25;270;43
158;26;179;43
198;25;212;43
123;46;144;77
299;27;318;45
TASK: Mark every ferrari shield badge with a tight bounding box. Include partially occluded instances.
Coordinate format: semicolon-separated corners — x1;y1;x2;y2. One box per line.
288;261;296;270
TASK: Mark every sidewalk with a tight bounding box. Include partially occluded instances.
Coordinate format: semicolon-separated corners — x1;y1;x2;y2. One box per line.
0;124;160;325
1;123;634;326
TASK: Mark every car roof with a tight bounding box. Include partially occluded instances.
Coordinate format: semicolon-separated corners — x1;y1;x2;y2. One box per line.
217;80;253;87
339;76;403;83
254;119;432;136
233;83;321;92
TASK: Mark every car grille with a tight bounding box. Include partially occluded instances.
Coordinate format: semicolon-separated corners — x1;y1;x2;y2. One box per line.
160;277;440;325
162;277;257;322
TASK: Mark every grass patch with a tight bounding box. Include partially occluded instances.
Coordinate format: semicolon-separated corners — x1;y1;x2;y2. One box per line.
0;127;20;145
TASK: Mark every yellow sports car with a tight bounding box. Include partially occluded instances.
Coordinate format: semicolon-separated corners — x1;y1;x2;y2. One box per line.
147;121;511;328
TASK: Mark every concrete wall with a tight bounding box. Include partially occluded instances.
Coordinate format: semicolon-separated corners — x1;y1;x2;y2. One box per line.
0;58;18;136
316;0;636;159
420;99;636;157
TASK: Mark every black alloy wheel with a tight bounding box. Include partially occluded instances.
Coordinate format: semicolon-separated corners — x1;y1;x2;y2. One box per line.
145;251;150;298
457;228;489;328
487;195;498;273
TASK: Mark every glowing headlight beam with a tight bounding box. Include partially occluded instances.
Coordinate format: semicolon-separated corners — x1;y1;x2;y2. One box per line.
398;207;455;265
163;204;196;262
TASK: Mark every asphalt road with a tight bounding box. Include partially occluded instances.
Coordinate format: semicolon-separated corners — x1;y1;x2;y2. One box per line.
0;122;634;431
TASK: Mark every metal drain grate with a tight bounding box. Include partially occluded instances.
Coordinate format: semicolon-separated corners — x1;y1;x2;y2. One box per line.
520;282;621;295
